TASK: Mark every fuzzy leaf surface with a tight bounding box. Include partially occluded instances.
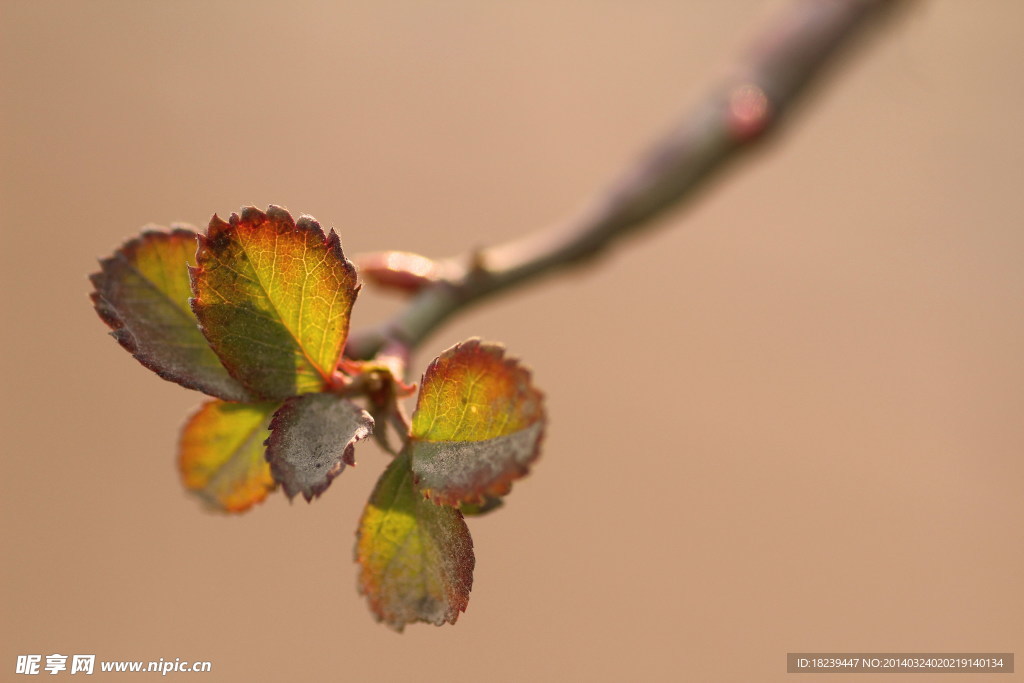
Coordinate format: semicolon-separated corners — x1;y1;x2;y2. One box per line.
90;229;251;401
409;339;545;506
190;206;359;399
356;452;474;631
179;400;279;512
265;393;373;501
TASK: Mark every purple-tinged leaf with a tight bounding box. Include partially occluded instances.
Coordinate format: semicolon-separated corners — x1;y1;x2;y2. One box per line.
265;393;373;501
90;228;252;401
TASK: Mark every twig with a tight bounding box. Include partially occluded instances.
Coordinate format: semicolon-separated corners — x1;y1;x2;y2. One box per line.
346;0;905;362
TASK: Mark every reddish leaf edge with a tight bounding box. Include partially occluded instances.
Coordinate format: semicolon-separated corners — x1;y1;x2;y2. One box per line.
188;205;361;400
411;337;547;508
90;226;253;402
178;400;281;515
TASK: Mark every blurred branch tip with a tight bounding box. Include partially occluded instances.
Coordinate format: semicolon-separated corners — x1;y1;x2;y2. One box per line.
348;0;909;361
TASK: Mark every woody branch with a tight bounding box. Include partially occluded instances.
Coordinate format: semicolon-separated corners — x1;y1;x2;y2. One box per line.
346;0;906;363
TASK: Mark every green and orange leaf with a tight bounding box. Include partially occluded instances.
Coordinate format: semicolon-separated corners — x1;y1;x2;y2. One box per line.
409;339;545;506
265;393;374;502
190;206;359;400
90;228;252;401
356;452;474;631
179;400;280;513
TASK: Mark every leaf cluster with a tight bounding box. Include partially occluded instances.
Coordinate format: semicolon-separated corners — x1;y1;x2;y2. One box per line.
91;206;545;630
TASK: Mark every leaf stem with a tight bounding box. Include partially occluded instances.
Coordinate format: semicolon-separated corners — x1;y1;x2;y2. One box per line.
346;0;906;361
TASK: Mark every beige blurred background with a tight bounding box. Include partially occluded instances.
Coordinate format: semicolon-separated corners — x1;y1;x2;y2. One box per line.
2;1;1022;681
